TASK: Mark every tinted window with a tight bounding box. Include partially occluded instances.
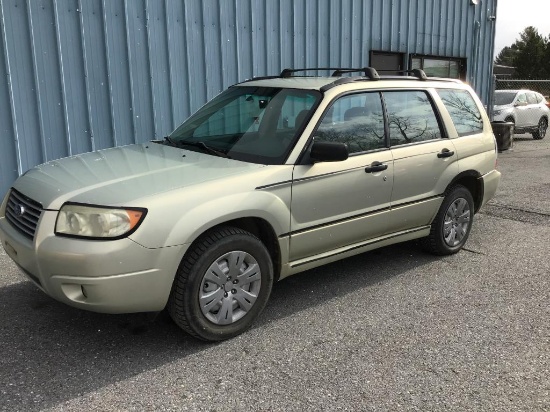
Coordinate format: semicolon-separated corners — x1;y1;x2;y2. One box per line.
383;91;442;146
438;89;483;136
494;92;516;105
315;92;386;153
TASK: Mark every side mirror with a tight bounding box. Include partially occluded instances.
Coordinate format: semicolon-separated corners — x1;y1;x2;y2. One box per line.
310;141;348;162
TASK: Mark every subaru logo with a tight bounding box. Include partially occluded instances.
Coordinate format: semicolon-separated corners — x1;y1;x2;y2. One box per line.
14;204;26;217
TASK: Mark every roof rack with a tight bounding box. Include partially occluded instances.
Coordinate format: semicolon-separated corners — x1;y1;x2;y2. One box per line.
238;67;436;90
280;67;380;80
330;67;380;79
376;68;428;80
279;68;346;78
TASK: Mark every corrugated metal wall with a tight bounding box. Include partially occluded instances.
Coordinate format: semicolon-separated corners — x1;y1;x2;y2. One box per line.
0;0;497;196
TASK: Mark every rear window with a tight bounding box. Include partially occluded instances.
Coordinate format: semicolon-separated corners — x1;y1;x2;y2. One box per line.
438;89;483;136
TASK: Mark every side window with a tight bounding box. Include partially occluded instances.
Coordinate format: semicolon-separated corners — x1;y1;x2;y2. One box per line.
315;92;386;154
383;91;443;146
526;93;537;105
536;93;544;104
516;93;527;104
438;89;483;136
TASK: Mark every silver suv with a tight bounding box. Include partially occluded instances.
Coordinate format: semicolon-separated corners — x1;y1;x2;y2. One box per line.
0;68;501;341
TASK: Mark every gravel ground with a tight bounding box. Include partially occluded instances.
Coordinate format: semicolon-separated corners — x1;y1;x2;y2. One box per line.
0;134;549;411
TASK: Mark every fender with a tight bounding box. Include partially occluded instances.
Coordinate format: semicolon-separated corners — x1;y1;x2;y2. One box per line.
129;166;293;249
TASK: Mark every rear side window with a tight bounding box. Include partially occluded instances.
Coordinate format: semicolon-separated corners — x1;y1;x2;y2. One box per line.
383;90;443;146
438;89;483;136
526;93;537;105
517;93;527;104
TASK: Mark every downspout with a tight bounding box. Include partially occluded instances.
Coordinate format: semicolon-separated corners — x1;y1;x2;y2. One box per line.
487;0;498;119
472;20;481;91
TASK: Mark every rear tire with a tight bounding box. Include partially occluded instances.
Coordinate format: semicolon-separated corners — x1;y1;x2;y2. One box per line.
532;117;547;140
422;185;474;255
168;226;273;341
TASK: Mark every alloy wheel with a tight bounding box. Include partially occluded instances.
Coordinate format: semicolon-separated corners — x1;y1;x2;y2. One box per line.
443;198;471;247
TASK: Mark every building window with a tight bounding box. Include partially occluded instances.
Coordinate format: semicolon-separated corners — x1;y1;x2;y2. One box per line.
411;55;465;79
370;51;405;75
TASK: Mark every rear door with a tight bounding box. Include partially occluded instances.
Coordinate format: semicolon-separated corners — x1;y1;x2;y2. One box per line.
384;90;458;231
514;92;530;126
526;92;541;127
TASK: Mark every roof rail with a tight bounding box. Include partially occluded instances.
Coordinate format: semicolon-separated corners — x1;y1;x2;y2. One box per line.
280;67;380;80
237;67;439;88
376;69;428;80
330;67;380;80
279;68;346;78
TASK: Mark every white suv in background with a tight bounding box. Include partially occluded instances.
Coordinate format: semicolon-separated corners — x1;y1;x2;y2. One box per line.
493;89;549;139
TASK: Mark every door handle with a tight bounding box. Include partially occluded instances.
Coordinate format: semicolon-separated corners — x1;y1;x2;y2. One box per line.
437;148;455;158
365;161;388;173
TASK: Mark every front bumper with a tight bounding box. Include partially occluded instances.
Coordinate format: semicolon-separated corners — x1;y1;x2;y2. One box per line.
0;210;185;313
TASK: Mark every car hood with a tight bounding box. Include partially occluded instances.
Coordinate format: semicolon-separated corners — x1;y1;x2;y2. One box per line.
13;143;266;209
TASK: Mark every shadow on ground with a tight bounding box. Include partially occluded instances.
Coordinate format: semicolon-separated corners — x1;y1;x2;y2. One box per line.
0;241;437;410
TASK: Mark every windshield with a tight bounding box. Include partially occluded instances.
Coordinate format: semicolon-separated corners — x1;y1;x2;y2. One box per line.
494;91;517;106
168;86;322;164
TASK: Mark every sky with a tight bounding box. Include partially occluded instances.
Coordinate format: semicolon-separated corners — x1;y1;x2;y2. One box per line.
494;0;550;56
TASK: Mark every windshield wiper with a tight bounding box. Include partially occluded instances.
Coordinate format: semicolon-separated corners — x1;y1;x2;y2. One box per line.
178;141;231;159
163;136;179;147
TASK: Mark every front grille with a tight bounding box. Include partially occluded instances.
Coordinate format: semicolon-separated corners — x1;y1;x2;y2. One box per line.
5;189;43;239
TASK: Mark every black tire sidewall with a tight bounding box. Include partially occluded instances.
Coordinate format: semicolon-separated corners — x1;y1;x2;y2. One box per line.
177;230;273;341
533;118;547;140
434;186;474;254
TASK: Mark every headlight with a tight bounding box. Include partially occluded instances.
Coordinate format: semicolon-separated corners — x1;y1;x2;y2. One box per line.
55;204;147;239
493;110;502;115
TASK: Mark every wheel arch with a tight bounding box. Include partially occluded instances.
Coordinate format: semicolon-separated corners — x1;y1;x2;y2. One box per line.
504;114;516;126
181;217;282;283
445;170;484;214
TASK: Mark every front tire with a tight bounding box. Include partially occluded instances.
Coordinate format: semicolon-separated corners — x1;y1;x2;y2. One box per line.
422;185;474;255
168;226;273;341
532;117;547;140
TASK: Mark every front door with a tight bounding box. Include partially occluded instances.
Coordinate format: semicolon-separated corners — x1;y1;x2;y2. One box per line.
289;92;393;262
